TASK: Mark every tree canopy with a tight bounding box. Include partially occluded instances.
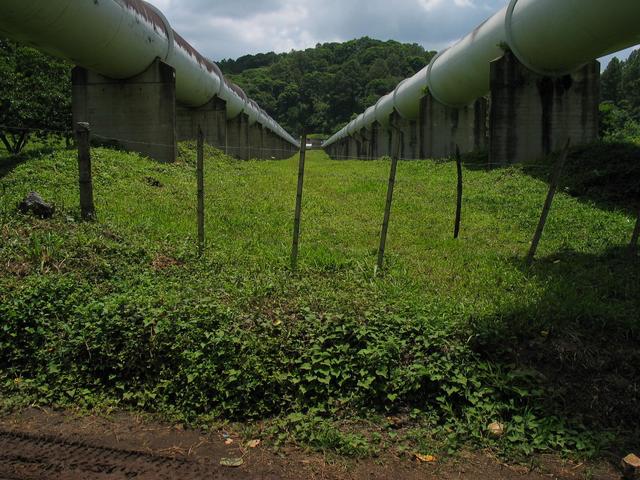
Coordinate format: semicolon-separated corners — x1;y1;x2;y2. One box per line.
0;38;72;154
219;37;436;136
600;50;640;142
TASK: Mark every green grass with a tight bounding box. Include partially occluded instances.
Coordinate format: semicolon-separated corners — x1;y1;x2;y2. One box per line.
0;143;638;460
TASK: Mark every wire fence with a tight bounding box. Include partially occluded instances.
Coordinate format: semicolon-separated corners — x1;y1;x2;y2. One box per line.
2;123;638;267
0;124;72;136
0;125;298;156
92;134;299;155
318;151;566;172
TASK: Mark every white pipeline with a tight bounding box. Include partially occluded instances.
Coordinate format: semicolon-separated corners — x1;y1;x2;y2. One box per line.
324;0;640;147
0;0;298;147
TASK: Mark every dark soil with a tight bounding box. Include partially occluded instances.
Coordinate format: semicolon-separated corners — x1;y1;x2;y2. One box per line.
0;408;621;480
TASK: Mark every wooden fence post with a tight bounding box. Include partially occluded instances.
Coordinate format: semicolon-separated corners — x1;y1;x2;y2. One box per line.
197;127;205;257
376;129;401;273
526;139;571;266
454;146;463;239
75;122;95;221
629;208;640;256
291;133;307;270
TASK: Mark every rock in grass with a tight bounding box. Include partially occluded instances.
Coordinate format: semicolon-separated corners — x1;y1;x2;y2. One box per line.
622;454;640;480
487;422;505;438
18;192;54;219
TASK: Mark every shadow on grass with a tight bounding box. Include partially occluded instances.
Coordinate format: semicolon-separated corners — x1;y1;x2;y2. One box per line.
0;144;69;181
523;142;640;215
472;246;639;454
462;141;640;215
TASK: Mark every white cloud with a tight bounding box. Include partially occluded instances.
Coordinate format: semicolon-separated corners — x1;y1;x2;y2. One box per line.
145;0;636;65
419;0;443;11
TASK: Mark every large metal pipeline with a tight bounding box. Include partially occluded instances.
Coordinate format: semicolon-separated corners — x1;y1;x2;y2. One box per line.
324;0;640;148
0;0;298;147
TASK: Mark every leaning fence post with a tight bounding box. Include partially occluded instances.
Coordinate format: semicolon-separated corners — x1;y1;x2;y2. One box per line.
629;208;640;256
376;129;401;274
75;122;95;221
454;146;463;239
197;126;205;257
291;133;307;270
526;138;571;266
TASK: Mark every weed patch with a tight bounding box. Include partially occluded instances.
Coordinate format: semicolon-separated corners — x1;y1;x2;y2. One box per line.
0;144;638;460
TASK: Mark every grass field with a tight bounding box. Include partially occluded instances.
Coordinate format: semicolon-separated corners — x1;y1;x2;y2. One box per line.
0;143;638;459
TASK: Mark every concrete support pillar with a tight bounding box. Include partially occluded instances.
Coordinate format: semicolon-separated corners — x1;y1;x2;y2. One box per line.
347;136;360;160
226;113;250;160
268;131;279;159
344;137;353;159
176;96;226;150
334;138;345;160
248;123;264;159
72;58;177;163
357;128;374;160
371;122;390;158
389;110;418;160
276;137;285;159
263;131;273;158
324;142;334;159
420;94;487;160
489;51;599;165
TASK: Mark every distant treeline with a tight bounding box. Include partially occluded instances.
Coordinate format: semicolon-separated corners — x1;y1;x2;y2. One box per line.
219;37;436;136
600;50;640;142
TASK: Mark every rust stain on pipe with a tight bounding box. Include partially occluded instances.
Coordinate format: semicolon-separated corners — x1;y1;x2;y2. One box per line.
121;0;222;78
122;0;167;36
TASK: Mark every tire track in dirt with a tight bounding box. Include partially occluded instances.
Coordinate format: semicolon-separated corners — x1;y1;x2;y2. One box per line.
0;429;244;480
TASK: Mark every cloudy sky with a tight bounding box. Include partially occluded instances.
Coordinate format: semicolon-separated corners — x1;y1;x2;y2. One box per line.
147;0;634;66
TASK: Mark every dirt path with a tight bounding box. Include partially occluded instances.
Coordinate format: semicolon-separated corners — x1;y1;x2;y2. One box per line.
0;430;235;480
0;408;619;480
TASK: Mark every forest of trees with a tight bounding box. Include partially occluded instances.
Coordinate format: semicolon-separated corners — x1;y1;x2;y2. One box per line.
0;39;71;154
600;49;640;142
220;37;436;136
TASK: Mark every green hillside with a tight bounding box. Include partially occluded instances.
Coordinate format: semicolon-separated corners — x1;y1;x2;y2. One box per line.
220;37;436;135
1;143;638;458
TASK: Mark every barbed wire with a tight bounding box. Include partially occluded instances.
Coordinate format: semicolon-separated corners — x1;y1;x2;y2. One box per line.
321;153;562;171
0;124;72;135
0;125;297;155
3;125;639;177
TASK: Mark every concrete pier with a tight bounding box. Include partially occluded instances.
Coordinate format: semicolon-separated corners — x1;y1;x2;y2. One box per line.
72;58;177;163
248;123;264;159
389;111;418;159
325;98;485;161
325;52;599;164
420;94;487;159
226;113;250;160
489;51;599;165
372;122;390;158
356;129;373;160
177;96;226;149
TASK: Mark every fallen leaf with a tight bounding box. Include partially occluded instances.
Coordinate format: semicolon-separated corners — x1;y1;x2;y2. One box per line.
220;457;244;467
247;439;261;448
225;439;234;445
414;453;437;463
